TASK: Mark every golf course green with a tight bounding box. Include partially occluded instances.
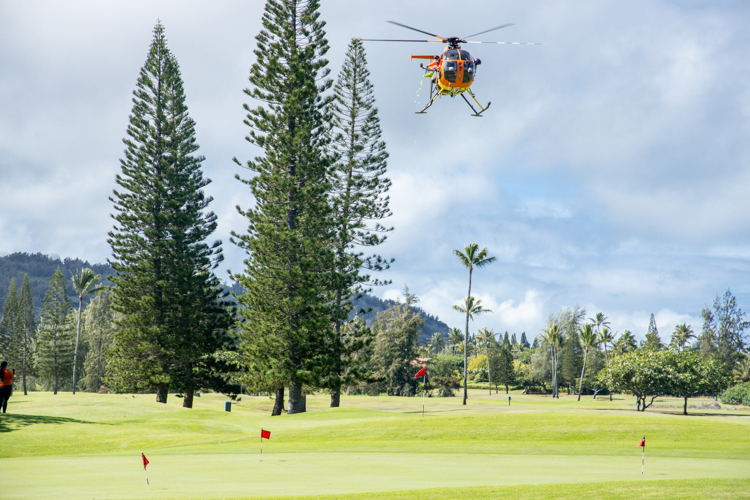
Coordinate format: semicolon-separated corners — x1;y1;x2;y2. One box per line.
1;390;748;499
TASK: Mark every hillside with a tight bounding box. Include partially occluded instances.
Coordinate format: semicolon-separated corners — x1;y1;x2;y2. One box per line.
0;252;451;342
0;252;114;313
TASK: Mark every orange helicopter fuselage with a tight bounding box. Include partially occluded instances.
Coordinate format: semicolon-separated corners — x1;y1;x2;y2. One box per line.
411;46;477;95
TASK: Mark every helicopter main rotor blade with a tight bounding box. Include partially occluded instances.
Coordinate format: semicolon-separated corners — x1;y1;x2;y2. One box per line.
358;38;443;43
465;40;543;45
387;20;447;41
463;23;514;39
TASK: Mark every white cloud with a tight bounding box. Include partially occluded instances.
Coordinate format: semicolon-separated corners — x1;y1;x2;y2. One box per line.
515;199;573;220
493;290;546;333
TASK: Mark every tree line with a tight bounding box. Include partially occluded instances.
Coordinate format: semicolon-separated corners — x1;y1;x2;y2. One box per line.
1;0;395;413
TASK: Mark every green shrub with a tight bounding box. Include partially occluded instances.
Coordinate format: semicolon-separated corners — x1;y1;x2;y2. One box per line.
720;382;750;406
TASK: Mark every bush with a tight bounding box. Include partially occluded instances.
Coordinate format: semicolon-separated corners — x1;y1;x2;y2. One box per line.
720;382;750;406
429;355;462;397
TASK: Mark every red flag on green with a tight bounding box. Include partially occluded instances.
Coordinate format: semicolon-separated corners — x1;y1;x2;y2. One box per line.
638;437;646;447
261;429;271;439
141;452;149;470
414;366;426;378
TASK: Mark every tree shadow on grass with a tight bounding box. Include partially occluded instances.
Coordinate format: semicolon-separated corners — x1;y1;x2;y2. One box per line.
0;413;94;433
654;410;750;417
593;408;750;417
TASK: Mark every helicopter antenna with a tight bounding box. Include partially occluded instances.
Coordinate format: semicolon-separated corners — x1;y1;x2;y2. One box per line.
463;23;514;39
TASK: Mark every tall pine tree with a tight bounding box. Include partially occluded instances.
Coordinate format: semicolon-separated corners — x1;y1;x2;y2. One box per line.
108;22;231;406
36;268;74;394
17;275;36;394
324;38;392;407
233;0;335;415
81;292;115;392
642;313;663;350
0;279;19;362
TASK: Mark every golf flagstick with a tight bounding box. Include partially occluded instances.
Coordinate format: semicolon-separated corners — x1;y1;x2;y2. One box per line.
141;452;150;487
260;428;271;461
414;366;427;416
639;436;646;475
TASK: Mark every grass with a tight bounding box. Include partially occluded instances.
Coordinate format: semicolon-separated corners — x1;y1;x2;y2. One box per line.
0;390;748;499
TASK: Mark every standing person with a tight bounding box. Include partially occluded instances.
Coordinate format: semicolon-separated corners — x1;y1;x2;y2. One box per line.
0;361;14;414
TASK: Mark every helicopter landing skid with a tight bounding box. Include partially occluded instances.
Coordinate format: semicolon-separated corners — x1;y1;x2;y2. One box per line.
416;81;440;114
462;90;491;117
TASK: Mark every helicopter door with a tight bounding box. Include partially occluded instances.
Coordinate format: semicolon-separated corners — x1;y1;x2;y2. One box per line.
462;60;475;83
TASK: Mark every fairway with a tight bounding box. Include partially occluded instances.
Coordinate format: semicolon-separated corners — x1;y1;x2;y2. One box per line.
1;391;749;499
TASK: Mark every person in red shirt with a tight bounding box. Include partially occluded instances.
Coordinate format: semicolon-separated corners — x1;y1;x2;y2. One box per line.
0;361;14;414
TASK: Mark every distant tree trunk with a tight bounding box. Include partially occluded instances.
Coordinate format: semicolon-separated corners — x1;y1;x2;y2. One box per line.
288;377;306;414
72;295;83;395
53;351;58;395
272;387;284;416
183;388;194;408
331;388;341;408
462;269;473;406
577;351;588;401
487;348;492;395
156;383;168;404
505;383;509;394
683;396;688;416
22;373;27;395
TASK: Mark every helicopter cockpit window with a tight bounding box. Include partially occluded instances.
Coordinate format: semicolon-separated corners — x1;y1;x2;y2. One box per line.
462;60;475;83
443;61;458;82
459;50;471;60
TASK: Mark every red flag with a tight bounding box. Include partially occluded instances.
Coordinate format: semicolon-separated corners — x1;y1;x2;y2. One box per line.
638;437;646;447
414;366;426;378
261;429;271;439
141;453;149;469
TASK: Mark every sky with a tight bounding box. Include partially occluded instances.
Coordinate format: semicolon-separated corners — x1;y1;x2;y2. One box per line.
2;0;750;342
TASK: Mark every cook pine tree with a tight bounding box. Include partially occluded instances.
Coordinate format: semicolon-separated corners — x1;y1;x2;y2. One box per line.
233;0;336;415
324;38;392;407
108;22;231;406
17;275;36;395
1;279;19;363
2;275;41;394
36;268;74;394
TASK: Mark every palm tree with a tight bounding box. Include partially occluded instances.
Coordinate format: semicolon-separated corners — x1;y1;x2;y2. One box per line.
613;330;637;354
541;321;562;398
589;312;610;336
577;323;598;401
454;243;496;405
447;327;463;355
476;327;496;394
670;323;695;351
428;332;444;355
71;268;103;394
453;295;492;404
598;326;616;400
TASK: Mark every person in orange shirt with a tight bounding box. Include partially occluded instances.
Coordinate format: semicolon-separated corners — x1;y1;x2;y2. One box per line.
0;361;14;414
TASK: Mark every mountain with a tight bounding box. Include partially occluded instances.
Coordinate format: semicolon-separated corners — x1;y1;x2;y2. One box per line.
0;252;114;314
350;293;451;344
0;252;451;343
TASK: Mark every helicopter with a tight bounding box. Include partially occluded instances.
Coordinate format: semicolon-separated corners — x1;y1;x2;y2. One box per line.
360;21;541;116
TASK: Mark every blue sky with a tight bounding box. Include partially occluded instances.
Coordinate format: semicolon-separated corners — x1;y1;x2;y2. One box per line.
2;0;750;341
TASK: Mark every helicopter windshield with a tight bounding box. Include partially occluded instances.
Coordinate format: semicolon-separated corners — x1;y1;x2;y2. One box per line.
444;49;472;62
444;49;460;60
443;61;458;82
